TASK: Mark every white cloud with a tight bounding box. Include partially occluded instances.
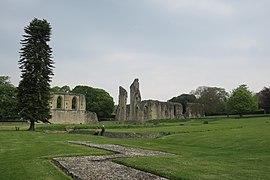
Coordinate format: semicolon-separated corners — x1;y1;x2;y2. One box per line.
148;0;235;16
231;35;258;51
1;0;270;103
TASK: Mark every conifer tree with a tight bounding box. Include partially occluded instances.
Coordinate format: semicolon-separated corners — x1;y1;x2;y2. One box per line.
18;18;54;131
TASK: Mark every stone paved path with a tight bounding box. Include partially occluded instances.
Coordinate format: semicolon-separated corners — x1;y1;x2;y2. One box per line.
53;141;173;180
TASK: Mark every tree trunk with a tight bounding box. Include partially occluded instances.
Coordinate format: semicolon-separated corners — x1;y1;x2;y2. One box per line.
28;120;35;131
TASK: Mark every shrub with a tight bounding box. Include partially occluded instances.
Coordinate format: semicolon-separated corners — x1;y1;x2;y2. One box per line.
203;121;209;124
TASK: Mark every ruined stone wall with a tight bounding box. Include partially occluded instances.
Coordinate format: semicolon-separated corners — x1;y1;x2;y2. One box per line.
122;100;183;123
115;86;127;122
139;100;183;122
126;105;130;121
50;110;86;124
115;79;184;123
50;93;85;111
49;93;98;124
85;111;98;124
185;103;205;118
129;79;141;123
115;79;205;123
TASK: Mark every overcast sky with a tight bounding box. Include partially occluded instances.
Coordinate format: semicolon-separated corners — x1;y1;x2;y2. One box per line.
1;0;270;103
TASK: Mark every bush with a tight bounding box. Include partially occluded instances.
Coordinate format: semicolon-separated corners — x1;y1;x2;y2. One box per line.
203;121;209;124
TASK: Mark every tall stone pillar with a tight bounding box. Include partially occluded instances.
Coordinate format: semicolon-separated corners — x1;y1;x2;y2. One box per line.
130;79;141;122
115;86;127;122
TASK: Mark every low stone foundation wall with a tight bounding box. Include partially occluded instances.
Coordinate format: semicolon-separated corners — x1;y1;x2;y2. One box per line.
68;129;169;138
53;141;171;179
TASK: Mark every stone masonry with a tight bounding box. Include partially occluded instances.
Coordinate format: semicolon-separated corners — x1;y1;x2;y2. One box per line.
49;92;98;124
115;86;128;122
129;79;142;123
185;103;205;118
115;79;189;123
53;141;171;180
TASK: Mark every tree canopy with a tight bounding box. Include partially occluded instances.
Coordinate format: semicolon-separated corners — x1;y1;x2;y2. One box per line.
226;85;257;117
168;94;197;113
191;86;228;115
50;85;71;93
72;86;114;118
0;76;18;119
17;18;54;131
259;87;270;113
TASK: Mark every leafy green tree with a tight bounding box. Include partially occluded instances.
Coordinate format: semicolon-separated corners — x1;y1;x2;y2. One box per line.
72;86;114;118
50;86;61;92
0;76;18;119
253;93;259;110
191;86;228;115
168;94;197;113
18;18;54;131
226;85;257;117
60;85;71;93
259;87;270;113
50;85;71;93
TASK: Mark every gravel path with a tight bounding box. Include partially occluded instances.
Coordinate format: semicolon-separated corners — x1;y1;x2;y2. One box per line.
53;141;173;180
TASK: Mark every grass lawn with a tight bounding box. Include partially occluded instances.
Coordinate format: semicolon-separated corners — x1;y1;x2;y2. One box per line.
0;130;111;180
0;116;270;179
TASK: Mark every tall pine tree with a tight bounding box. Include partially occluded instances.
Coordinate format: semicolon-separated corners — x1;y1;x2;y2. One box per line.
18;18;54;131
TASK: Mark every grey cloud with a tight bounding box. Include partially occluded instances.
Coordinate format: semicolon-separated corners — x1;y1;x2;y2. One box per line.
1;0;270;102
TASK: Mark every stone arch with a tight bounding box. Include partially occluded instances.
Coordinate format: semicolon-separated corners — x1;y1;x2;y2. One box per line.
56;96;63;109
143;105;148;120
164;105;169;118
72;97;77;110
174;105;177;117
165;110;168;116
135;105;140;121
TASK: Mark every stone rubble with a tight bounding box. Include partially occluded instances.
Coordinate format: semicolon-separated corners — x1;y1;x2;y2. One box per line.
53;141;173;180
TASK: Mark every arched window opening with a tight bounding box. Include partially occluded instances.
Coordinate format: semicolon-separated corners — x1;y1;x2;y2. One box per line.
72;97;77;110
174;105;177;116
144;106;148;119
57;96;62;109
135;106;139;120
165;109;168;116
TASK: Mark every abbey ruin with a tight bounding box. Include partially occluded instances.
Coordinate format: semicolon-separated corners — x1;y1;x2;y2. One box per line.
48;79;204;124
49;92;98;124
115;79;205;123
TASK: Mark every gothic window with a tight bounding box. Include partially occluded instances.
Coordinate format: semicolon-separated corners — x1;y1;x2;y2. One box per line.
135;106;139;119
165;109;168;116
72;97;77;110
56;96;62;109
174;105;177;116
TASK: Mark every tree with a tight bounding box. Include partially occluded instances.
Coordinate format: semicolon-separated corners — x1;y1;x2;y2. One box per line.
50;85;71;93
0;76;18;119
259;87;270;113
226;85;257;117
168;94;197;113
18;18;54;131
72;86;114;118
191;86;228;115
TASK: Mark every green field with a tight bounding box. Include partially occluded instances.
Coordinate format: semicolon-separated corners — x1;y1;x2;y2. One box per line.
0;116;270;179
